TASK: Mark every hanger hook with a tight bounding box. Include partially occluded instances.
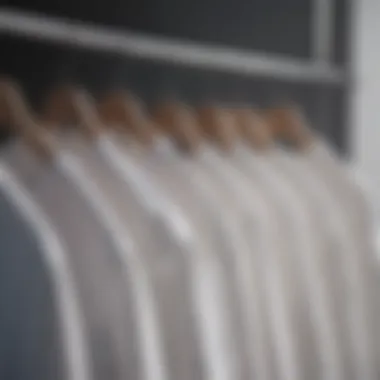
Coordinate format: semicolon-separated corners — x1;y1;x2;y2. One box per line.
43;84;103;139
0;77;54;158
98;91;155;146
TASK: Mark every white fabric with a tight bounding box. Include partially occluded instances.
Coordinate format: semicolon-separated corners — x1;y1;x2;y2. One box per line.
232;144;345;380
58;133;170;380
1;131;379;380
195;145;300;380
0;162;91;380
131;138;253;380
2;140;145;380
104;134;237;380
116;136;275;380
269;145;377;380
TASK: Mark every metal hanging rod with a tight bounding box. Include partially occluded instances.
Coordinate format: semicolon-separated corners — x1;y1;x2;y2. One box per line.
0;8;345;84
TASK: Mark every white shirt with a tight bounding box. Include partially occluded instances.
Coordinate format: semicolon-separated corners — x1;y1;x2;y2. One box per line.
59;132;178;380
194;144;301;380
231;144;345;380
109;135;239;380
268;145;377;380
0;145;92;380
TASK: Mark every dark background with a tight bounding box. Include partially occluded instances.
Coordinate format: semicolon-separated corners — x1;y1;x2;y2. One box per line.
0;0;351;153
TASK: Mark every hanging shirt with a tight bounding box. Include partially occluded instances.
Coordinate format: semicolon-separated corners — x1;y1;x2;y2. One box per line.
231;143;345;380
267;144;377;380
61;131;204;380
95;132;236;380
193;143;301;380
304;140;380;322
136;139;288;380
0;162;91;380
307;140;376;247
111;134;272;380
1;140;140;380
125;136;248;380
0;183;62;380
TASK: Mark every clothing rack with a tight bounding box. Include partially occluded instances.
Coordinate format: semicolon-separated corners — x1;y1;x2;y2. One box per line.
0;73;378;380
0;7;344;83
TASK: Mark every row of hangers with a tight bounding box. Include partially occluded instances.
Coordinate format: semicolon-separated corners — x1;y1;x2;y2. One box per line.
0;77;316;158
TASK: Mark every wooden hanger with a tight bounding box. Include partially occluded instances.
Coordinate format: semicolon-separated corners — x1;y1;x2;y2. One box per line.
97;91;154;146
233;107;274;150
264;106;315;150
152;101;202;153
0;78;54;159
197;105;238;151
42;84;103;139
